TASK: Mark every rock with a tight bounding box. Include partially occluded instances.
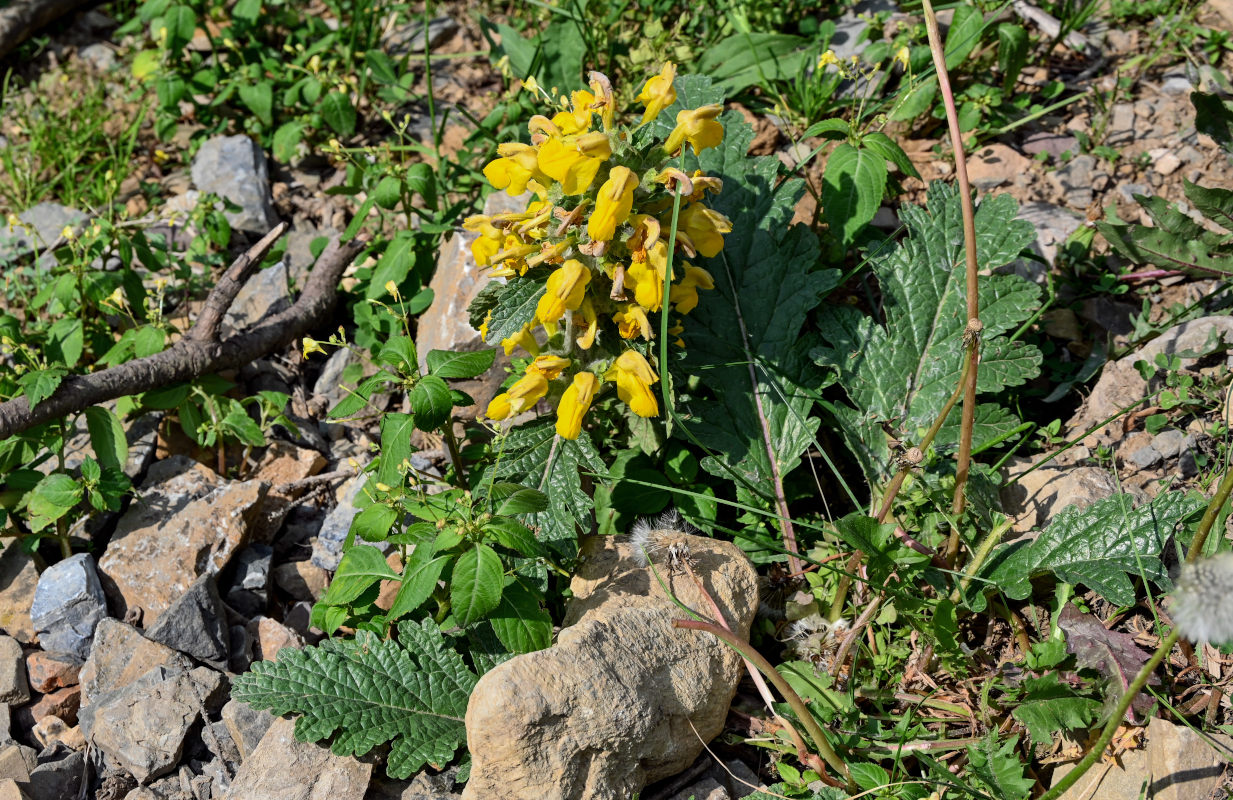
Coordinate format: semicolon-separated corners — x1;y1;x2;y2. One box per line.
1127;444;1162;468
998;202;1083;285
312;473;387;571
667;777;726;800
226;544;274;618
0;203;87;261
1069;317;1233;441
1154;152;1182;177
0;780;24;800
98;455;269;625
0;744;35;782
30;686;80;726
224;261;291;331
282;602;322;644
463;531;759;800
366;769;462;799
829;0;897;61
81;665;224;783
382;15;459;57
311;347;365;411
0;705;10;745
272;561;328;602
0;640;28;706
144;575;230;670
1021;132;1078;159
1052;717;1229;799
1000;459;1118;534
1105;103;1136;145
0;541;40;643
256;442;325;492
190;135;279;235
1151;429;1187;459
416;191;529;420
30;553;107;662
80;619;179;705
79;42;117;71
1117;183;1151;204
27;746;83;799
1052;155;1096;208
30;715;84;751
249;617;303;662
222;716;371;799
229;625;253;673
967;144;1031;190
281;222;338;288
220;699;274;763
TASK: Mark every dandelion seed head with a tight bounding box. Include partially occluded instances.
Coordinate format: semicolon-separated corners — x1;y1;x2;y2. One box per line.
1171;552;1233;645
629;509;695;568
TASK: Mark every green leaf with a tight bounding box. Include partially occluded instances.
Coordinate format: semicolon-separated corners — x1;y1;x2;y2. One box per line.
425;349;496;379
966;733;1032;800
376;412;416;488
982;491;1204;606
477;276;544;346
352;504;397;543
821;142;888;246
272;121;305;163
367;232;417;300
1184;179;1233;233
450;544;504;627
323;546;399;606
944;3;984;70
221;404;266;447
697;32;809;93
47;318;84;368
1194;91;1233;153
409;376;453;431
328;371;394;419
494;488;549;516
1012;674;1100;746
801;118;850;140
19;366;67;409
80;456;101;483
159;5;196;52
231;619;476;778
813;182;1039;481
889;75;937;122
483;517;545;558
239;81;273;128
371;176;403;210
861;131;921;180
388;547;450;624
321;91;357;137
232;0;260;22
133;325;165;358
494;419;607;556
378;337;418;372
26;473;82;531
996;24;1029;93
364;50;399;85
489;581;551;654
85;406;128;473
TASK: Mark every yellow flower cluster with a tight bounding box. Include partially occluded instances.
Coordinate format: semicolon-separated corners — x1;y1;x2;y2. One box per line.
469;64;732;440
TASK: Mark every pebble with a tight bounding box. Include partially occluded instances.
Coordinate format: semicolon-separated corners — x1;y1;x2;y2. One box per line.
1155;153;1182;176
30;553;108;663
1128;444;1163;468
0;640;28;706
190;135;280;235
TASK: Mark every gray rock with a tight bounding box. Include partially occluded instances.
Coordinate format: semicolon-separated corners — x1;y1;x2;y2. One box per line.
1151;429;1187;459
80;619;178;704
1003;202;1083;282
144;575;230;670
1106;103;1136;145
30;553;107;662
190;135;279;235
81;665;224;783
0;203;87;261
220;699;274;763
312;347;364;411
230;546;272;593
281;222;338;289
228;626;252;674
463;532;759;800
1021;131;1078;159
1128;444;1162;468
0;743;36;782
667;777;727;800
79;42;117;71
383;15;459;57
206;720;242;766
829;0;897;61
1001;459;1119;534
1180;448;1200;478
1052;155;1096;208
0;641;27;706
1118;183;1151;204
224;261;290;332
0;704;10;746
311;474;390;571
222;716;371;799
27;747;83;799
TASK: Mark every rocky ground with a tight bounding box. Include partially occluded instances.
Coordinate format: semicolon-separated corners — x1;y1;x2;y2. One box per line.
2;2;1233;799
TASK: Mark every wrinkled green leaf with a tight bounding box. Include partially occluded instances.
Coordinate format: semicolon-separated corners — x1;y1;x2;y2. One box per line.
450;544;504;627
85;406;128;473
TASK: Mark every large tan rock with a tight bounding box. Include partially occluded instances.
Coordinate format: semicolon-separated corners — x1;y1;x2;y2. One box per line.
80;619;179;706
222;716;371;800
0;541;38;643
463;530;759;800
98;456;269;624
999;458;1118;534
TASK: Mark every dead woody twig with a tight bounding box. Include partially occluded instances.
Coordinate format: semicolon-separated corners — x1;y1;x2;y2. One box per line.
0;224;367;439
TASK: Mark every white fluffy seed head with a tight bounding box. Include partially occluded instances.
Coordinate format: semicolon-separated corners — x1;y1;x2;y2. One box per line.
1171;552;1233;645
629;509;695;568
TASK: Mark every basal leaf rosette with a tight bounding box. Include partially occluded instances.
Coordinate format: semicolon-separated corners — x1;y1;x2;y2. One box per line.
468;64;731;440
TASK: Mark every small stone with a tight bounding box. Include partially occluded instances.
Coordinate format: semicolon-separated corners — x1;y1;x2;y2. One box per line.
0;705;10;745
1021;131;1079;159
25;652;80;695
30;554;107;663
1000;460;1118;534
31;714;84;751
311;347;365;411
1015;202;1084;270
222;716;371;799
1180;449;1200;478
966;144;1031;190
1106;103;1136;145
78;42;116;71
27;745;83;798
1162;75;1192;95
1118;183;1152;204
667;777;727;800
249;617;304;662
1052;155;1096;208
144;575;230;670
80;619;178;705
1128;444;1163;469
0;779;26;800
190;135;280;235
230;546;273;593
0;640;28;706
30;686;80;726
272;561;328;602
0;744;35;782
224;262;291;331
0;542;38;644
1155;152;1182;176
282;602;322;644
382;15;459;57
221;699;274;763
0;203;87;261
1152;430;1187;459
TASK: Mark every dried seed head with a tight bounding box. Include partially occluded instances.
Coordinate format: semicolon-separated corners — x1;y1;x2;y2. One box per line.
629;509;695;568
1171;553;1233;645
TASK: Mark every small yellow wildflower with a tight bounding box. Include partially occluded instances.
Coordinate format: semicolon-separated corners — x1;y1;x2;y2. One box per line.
535;259;591;328
817;49;840;69
483;143;544;196
676;203;733;258
556;372;599;440
636;62;677;125
664;105;724;156
500;325;540;357
385;280;400;300
487;371;550;420
302;338;327;358
576;298;599;350
527;354;571;380
614;304;653;340
537;136;604;196
604;350;659;417
669;264;716;314
61;226;75;241
587;166;638;242
894;46;910;70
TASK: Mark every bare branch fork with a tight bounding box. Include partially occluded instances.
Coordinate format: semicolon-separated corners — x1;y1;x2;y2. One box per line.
0;223;367;439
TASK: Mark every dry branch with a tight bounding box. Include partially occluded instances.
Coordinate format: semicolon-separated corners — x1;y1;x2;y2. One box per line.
0;225;366;439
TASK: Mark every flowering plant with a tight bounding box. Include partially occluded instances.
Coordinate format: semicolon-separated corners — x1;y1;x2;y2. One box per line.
467;64;732;440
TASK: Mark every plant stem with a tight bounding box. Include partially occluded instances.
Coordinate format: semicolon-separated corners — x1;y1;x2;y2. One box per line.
673;618;853;789
919;0;981;565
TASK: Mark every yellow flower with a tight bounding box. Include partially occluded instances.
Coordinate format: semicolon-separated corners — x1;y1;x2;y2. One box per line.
588;72;615;131
637;62;677;125
626;242;669;311
894;46;910;70
522;76;540;95
576;298;598;350
385;280;400;299
676;203;732;258
614;304;653;340
627;215;661;255
669;264;715;314
302;338;327;358
535;259;591;328
483;143;544;195
587;166;638;242
537;136;604;195
487;372;549;420
604;350;659;417
527;354;571;380
818;49;840;69
556;372;599;440
479;311;493;340
500;325;540;356
574;131;612;159
61;226;75;241
664;105;724;156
